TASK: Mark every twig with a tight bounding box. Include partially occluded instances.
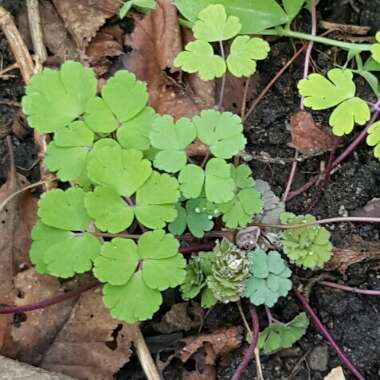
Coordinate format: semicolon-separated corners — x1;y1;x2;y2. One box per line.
0;6;34;84
319;281;380;296
232;305;260;380
294;289;365;380
0;62;18;78
26;0;47;64
0;282;99;314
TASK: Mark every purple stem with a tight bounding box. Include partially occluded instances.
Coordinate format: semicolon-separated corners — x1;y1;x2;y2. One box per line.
294;290;365;380
231;305;259;380
0;282;99;315
265;305;274;324
320;281;380;296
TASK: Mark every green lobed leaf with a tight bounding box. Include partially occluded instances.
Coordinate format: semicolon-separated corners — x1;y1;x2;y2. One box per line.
174;0;288;35
174;40;226;81
150;115;196;173
54;120;94;147
117;107;157;151
258;313;309;354
38;188;91;231
371;32;380;63
367;120;380;159
329;97;370;136
231;164;254;189
205;158;236;203
282;0;305;20
87;145;152;196
22;61;97;133
178;164;205;199
85;186;134;233
192;4;241;42
119;0;134;18
84;97;118;134
193;110;246;159
226;36;270;77
298;68;356;110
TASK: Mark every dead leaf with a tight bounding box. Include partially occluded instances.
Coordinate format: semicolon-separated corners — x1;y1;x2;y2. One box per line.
178;326;243;363
324;366;346;380
350;198;380;218
11;269;77;365
183;363;216;380
40;288;131;380
123;0;215;119
290;111;338;154
154;302;203;334
51;0;120;50
325;237;380;274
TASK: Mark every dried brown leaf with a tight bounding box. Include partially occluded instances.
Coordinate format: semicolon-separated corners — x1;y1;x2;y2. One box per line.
290;111;338;155
51;0;120;50
178;326;243;363
350;198;380;218
123;0;215;119
40;288;131;380
324;366;346;380
183;364;216;380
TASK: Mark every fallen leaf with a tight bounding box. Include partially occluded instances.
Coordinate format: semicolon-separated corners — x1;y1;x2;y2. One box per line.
123;0;215;118
290;111;338;155
40;288;132;380
11;269;77;365
324;366;346;380
183;362;216;380
350;198;380;218
325;237;380;274
51;0;120;50
178;326;243;363
154;302;203;334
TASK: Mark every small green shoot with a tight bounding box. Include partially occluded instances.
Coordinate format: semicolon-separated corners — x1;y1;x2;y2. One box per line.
119;0;156;19
367;120;380;159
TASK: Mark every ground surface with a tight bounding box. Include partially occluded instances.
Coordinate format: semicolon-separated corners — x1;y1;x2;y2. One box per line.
1;0;380;379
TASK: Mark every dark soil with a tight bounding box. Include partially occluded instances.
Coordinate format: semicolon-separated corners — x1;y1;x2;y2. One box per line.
1;0;380;379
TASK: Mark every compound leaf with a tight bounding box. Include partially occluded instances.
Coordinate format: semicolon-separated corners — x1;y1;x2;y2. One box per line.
231;164;254;189
227;36;270;77
94;238;139;286
22;61;96;133
329;97;370;136
103;271;162;324
85;186;134;233
117;107;157;151
367;120;380;159
178;164;205;199
205;158;236;203
371;32;380;63
54;120;94;147
135;172;180;228
174;40;226;81
101;70;148;122
282;0;305;20
87;145;152;196
168;205;187;235
138;230;179;260
150;115;196;173
193;4;241;42
193;110;246;159
258;312;309;354
298;68;355;110
84;97;118;133
38;188;90;231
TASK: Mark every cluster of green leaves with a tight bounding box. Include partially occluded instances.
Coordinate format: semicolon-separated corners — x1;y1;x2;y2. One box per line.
119;0;156;19
280;212;333;269
175;0;309;34
298;68;370;136
23;61;265;323
258;312;309;354
244;248;292;307
174;4;270;80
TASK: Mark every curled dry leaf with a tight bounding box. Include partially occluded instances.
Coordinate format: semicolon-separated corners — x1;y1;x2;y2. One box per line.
123;0;215;119
290;111;338;155
40;288;132;380
51;0;120;50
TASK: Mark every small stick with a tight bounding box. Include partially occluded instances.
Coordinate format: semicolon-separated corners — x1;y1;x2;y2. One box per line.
0;6;34;84
319;281;380;296
294;289;365;380
26;0;47;64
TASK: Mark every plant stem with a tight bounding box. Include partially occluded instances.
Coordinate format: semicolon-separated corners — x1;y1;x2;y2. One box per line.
231;305;260;380
0;282;99;314
252;216;380;230
319;281;380;296
218;40;227;110
265;305;274;324
261;28;373;52
294;290;365;380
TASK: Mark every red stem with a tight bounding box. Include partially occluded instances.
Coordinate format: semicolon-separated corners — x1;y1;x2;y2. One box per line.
294;290;365;380
320;281;380;296
231;305;259;380
0;282;100;315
